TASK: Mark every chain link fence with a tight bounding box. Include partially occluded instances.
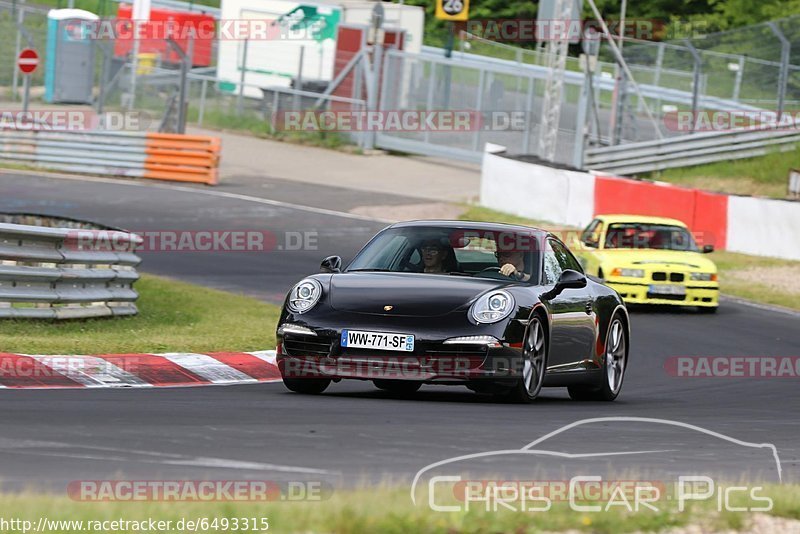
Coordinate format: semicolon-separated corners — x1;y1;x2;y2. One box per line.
4;1;800;166
0;3;48;102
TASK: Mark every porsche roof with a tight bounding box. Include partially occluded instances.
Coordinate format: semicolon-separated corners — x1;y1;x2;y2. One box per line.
390;219;548;235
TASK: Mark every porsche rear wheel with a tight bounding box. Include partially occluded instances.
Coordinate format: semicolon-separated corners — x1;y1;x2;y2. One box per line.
373;379;422;394
282;377;331;395
505;316;547;403
568;315;627;401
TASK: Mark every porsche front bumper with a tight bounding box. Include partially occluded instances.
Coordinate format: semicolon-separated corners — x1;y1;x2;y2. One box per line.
276;330;526;386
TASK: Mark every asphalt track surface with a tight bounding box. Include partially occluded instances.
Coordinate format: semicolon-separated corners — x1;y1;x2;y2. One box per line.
0;171;798;492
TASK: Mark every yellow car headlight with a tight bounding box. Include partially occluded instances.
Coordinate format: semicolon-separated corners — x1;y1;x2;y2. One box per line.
611;268;645;278
690;272;718;282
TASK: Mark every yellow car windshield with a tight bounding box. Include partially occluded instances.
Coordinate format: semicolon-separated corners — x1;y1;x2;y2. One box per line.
605;224;699;251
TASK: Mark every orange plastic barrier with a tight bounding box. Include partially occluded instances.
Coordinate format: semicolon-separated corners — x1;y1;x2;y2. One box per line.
144;133;221;185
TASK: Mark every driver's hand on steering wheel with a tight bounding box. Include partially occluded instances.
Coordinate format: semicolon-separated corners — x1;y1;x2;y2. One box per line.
500;263;518;278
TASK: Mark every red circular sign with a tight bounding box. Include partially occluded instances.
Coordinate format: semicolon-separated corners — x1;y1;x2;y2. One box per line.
18;48;39;74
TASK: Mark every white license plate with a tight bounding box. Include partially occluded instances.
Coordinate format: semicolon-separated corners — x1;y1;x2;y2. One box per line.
341;330;415;352
649;284;686;296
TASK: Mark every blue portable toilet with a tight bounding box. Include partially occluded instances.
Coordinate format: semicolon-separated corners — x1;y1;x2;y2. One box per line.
45;9;99;104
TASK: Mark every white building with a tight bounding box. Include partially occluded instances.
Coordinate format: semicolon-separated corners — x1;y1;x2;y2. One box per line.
217;0;424;97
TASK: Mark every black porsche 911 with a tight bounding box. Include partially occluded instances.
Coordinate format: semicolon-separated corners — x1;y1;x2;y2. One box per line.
275;221;630;403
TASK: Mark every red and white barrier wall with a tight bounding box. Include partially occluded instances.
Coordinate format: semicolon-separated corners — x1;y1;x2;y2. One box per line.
0;351;279;389
480;146;800;260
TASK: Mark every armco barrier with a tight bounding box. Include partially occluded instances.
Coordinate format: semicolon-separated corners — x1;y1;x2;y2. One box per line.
480;145;800;260
0;129;220;185
0;223;142;319
584;126;800;176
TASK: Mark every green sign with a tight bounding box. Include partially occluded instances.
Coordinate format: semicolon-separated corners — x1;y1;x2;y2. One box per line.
277;5;340;43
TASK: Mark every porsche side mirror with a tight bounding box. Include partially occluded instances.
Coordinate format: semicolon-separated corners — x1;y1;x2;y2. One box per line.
703;244;715;254
557;269;588;290
320;255;342;273
543;269;587;300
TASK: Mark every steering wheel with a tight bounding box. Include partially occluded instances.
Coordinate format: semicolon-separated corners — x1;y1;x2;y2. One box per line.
399;256;422;273
477;266;520;280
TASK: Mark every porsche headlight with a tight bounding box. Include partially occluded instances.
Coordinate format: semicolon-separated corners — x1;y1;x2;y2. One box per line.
690;272;717;282
611;268;645;278
471;290;515;324
287;278;323;313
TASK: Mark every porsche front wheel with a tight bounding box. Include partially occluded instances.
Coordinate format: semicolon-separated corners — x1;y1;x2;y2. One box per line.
505;316;547;403
569;315;627;401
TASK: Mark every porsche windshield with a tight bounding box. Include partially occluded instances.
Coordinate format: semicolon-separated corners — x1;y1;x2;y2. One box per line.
346;226;541;283
605;223;699;251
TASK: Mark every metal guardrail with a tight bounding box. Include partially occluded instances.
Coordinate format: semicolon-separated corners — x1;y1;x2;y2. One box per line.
421;45;764;115
584;127;800;176
0;223;142;320
0;129;221;185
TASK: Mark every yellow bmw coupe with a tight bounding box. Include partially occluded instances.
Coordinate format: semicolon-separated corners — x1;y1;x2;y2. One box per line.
573;215;719;312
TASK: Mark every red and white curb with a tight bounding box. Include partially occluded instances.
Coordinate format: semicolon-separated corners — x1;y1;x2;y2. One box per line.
0;350;280;389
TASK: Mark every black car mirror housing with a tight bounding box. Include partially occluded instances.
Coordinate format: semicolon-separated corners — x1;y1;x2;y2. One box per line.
557;269;588;290
703;244;715;254
320;256;342;273
542;269;587;300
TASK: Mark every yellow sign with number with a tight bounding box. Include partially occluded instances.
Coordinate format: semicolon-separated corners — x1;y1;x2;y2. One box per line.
436;0;469;21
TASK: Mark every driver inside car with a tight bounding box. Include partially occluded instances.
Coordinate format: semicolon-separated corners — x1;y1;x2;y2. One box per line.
420;238;457;274
497;249;531;282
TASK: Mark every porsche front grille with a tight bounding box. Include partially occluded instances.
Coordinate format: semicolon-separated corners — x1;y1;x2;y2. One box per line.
282;335;332;358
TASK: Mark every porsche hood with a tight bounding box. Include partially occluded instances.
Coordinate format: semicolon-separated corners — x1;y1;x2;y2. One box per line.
327;272;511;317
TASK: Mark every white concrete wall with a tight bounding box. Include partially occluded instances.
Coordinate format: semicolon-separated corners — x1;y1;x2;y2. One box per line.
727;196;800;260
480;149;595;228
481;146;800;260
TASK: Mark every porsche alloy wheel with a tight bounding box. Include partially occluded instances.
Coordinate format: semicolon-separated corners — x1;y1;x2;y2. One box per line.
569;315;627;402
506;317;547;403
605;318;627;396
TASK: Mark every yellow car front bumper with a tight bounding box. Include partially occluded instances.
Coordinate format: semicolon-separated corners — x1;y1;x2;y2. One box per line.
606;281;719;308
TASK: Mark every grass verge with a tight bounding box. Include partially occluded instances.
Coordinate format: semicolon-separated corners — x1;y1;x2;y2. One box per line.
0;274;281;354
458;205;556;228
648;147;800;199
188;109;357;153
459;205;800;311
0;484;797;533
